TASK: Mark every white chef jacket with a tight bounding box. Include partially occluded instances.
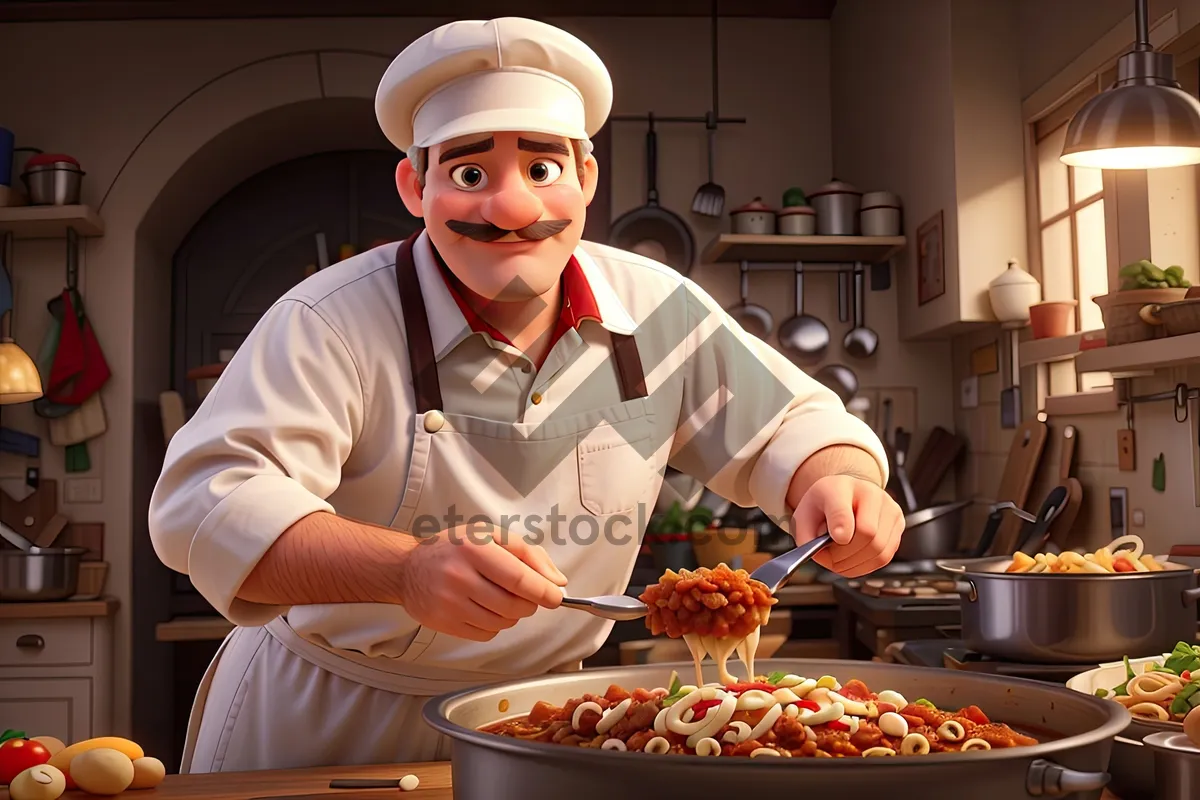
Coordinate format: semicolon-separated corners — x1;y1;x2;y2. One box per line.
148;231;889;657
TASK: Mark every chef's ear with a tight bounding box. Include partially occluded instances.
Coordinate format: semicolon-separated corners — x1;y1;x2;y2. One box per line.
580;153;599;207
395;157;425;218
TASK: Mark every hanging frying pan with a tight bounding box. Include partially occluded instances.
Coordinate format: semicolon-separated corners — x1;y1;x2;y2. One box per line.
610;113;695;275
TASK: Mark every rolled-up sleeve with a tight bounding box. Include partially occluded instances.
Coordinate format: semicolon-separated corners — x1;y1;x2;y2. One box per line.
666;280;888;525
148;299;364;626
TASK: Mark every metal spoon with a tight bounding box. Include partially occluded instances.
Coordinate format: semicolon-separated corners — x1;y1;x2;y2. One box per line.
560;534;834;621
0;521;36;553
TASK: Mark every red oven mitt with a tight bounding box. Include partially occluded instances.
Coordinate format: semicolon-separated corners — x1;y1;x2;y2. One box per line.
46;289;111;405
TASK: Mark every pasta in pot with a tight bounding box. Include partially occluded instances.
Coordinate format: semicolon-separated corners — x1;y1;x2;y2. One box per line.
638;563;777;685
1007;535;1170;574
1095;641;1200;723
480;673;1039;758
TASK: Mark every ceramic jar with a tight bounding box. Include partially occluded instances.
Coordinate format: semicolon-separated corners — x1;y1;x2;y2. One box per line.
730;197;776;234
860;191;902;236
809;179;862;235
777;205;816;235
988;259;1042;323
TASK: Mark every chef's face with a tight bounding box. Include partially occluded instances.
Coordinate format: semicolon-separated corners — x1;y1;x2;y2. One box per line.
396;131;598;302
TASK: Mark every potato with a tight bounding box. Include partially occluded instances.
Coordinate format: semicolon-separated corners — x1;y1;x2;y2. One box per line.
1184;705;1200;748
129;756;166;789
8;764;66;800
29;738;64;757
68;748;134;796
47;737;143;772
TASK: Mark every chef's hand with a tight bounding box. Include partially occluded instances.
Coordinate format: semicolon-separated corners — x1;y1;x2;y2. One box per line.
397;525;567;642
791;475;905;578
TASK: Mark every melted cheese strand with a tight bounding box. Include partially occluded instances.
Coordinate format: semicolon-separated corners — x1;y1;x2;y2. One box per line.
699;634;741;685
682;633;708;688
736;627;760;681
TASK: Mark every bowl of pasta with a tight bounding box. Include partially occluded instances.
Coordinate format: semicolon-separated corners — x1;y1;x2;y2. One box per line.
1066;642;1200;800
937;535;1200;664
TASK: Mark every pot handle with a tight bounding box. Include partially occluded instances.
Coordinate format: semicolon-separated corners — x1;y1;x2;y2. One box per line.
1138;304;1164;326
954;580;978;602
1025;759;1110;797
1182;587;1200;605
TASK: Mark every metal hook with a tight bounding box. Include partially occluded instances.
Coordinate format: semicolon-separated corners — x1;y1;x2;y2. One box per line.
1175;383;1189;423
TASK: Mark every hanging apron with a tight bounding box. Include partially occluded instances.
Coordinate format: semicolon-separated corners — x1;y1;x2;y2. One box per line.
180;235;661;772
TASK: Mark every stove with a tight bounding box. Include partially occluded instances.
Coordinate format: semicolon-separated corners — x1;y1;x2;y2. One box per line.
833;575;962;660
885;639;1100;683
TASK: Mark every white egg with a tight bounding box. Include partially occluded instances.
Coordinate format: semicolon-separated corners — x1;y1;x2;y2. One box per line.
399;773;420;791
1185;705;1200;747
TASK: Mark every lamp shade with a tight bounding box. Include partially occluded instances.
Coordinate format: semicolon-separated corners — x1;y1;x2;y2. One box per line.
1061;84;1200;168
0;338;44;404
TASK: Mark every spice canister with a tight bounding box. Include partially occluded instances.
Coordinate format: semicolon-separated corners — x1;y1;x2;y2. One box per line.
809;179;862;235
777;206;816;235
860;191;902;236
987;259;1042;323
729;197;776;235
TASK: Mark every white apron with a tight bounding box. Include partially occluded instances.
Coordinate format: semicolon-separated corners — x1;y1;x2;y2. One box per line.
180;234;661;772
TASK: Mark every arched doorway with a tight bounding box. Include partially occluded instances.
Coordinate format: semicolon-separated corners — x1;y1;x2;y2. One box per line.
171;150;420;408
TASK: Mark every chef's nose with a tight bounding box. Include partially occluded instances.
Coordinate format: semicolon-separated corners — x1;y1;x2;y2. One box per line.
481;184;544;232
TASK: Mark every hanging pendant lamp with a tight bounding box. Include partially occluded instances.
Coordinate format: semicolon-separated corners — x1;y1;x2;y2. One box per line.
1061;0;1200;169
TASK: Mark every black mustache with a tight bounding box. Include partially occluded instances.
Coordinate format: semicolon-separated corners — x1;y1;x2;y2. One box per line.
445;219;572;242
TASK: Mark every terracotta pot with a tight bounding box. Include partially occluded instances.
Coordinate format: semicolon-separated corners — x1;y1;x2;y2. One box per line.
1029;300;1077;339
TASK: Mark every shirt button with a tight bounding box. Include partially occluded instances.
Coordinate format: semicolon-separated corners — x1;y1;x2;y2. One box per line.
531;392;544;405
522;364;532;374
424;410;446;433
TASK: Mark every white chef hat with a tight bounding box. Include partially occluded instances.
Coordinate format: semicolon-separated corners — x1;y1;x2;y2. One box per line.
375;18;613;153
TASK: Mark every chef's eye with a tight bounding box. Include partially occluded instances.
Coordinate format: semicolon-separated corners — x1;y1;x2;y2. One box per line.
449;164;488;191
527;159;563;186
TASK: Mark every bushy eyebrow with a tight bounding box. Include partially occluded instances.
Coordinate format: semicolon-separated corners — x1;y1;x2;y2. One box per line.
518;138;570;156
439;137;495;164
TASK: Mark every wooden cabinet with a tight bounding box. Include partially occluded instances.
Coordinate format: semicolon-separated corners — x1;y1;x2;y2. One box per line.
0;601;116;742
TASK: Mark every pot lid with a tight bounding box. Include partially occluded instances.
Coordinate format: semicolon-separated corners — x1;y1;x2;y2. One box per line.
809;179;862;198
1143;732;1200;755
25;153;79;168
778;205;816;216
861;191;902;208
989;259;1040;288
730;197;775;214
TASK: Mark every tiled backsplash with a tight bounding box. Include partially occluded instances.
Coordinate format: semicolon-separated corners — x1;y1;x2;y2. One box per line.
951;327;1200;556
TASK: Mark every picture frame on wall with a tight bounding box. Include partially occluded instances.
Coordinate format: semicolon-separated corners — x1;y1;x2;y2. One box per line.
917;210;945;306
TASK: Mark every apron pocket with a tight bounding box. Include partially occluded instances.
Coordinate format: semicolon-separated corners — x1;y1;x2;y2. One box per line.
578;422;653;516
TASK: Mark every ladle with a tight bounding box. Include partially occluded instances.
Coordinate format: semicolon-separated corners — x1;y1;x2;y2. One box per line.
727;261;772;338
843;266;879;359
778;263;829;362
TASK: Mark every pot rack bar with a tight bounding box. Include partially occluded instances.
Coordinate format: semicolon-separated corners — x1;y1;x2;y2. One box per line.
738;260;876;272
1118;379;1197;424
609;114;747;125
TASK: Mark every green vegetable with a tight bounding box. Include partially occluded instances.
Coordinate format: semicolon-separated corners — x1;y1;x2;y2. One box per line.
1166;272;1181;287
1169;681;1200;717
0;730;24;745
667;670;680;696
1120;262;1145;278
1136;275;1153;288
1163;641;1200;676
766;671;788;686
1146;265;1167;281
1094;688;1109;698
914;698;937;710
1114;655;1137;696
1166;265;1185;280
782;187;808;208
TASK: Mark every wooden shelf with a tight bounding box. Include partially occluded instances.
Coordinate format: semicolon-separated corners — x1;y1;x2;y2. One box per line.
702;234;906;264
0;596;117;619
1020;333;1083;366
1043;388;1119;416
1074;331;1200;374
155;616;233;642
0;205;104;238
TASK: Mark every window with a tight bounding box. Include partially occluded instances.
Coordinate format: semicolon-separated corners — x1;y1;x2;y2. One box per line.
1031;90;1113;393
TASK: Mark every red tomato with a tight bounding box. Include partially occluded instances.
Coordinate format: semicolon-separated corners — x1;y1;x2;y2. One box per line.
1114;558;1136;573
0;738;51;783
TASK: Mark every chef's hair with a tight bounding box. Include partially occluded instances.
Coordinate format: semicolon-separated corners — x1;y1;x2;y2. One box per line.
407;138;594;188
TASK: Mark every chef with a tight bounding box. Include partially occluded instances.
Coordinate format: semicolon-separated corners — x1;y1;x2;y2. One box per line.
149;17;902;773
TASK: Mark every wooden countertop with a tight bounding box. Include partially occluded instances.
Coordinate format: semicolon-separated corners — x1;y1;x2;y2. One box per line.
0;596;118;620
0;762;1123;799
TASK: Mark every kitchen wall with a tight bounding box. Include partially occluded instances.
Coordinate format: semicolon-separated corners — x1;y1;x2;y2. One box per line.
0;13;939;735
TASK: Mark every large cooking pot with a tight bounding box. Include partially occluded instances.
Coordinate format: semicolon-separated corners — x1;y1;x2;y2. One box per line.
895;500;971;562
938;556;1200;664
424;658;1127;800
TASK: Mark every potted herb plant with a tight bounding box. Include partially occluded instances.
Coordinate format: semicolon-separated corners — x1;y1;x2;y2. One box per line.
644;501;711;573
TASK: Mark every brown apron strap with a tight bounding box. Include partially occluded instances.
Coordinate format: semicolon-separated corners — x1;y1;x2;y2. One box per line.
611;333;648;400
394;233;443;414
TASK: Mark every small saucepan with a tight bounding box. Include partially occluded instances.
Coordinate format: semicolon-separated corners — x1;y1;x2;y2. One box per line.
727;261;772;338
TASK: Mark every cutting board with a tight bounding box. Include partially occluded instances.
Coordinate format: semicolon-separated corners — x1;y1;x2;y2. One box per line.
56;522;104;561
0;480;61;547
1044;425;1084;549
989;419;1048;556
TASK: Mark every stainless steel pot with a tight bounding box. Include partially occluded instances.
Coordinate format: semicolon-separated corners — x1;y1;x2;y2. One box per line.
809;179;862;235
424;658;1127;800
22;163;84;205
1143;732;1200;800
895;500;971;562
0;547;86;601
937;556;1200;663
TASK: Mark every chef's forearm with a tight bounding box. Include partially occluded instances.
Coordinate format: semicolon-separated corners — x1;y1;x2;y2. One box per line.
785;444;884;511
237;511;418;607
